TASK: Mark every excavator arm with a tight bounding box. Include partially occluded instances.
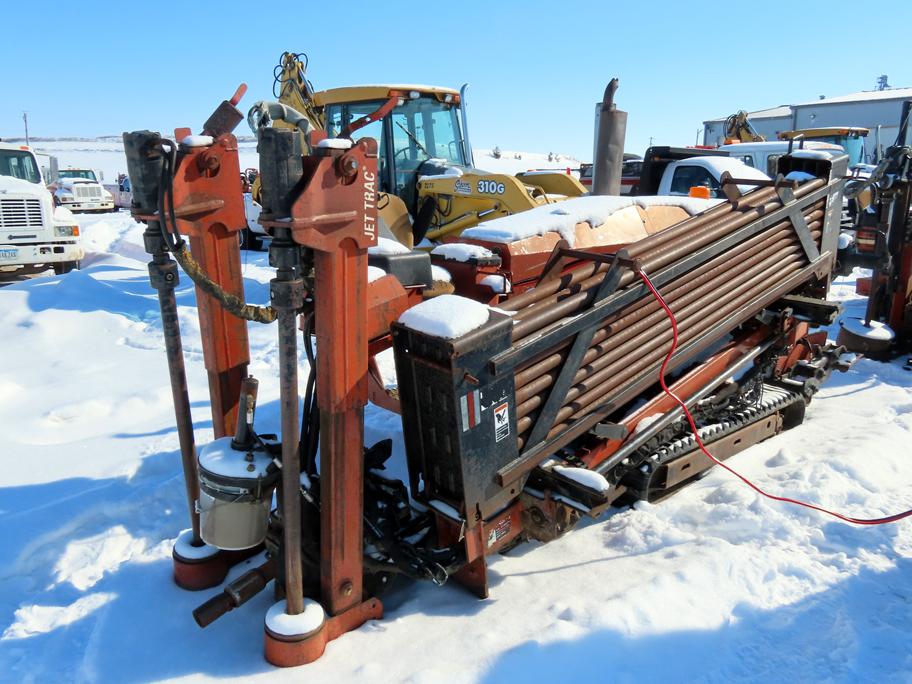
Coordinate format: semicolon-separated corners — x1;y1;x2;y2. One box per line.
724;110;764;143
273;52;324;135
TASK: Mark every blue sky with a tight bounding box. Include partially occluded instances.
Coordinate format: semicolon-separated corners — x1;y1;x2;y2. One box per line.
3;1;910;160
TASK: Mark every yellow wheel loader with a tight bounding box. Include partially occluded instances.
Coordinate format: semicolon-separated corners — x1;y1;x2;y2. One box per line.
249;52;587;247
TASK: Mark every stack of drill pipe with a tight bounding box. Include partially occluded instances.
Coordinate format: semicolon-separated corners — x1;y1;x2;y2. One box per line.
503;181;823;329
501;180;827;452
501;185;780;316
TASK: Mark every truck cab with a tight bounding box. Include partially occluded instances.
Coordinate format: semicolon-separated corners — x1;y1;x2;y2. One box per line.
777;128;869;166
0;143;84;274
720;140;846;176
637;146;770;198
51;168;115;212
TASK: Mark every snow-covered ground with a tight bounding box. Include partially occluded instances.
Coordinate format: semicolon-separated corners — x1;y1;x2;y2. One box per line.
23;138;581;181
1;207;911;682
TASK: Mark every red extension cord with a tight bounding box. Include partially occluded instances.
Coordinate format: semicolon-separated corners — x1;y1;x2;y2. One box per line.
635;268;912;526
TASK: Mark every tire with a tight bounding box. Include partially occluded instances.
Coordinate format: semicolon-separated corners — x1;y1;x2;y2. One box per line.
240;228;263;251
53;260;79;275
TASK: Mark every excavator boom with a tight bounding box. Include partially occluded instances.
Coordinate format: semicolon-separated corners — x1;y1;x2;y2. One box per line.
724;110;765;143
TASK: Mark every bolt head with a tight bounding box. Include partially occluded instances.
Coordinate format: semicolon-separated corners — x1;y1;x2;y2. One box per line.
340;156;359;177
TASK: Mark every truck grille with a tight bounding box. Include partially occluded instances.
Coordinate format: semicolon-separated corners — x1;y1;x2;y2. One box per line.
0;198;43;228
75;185;102;199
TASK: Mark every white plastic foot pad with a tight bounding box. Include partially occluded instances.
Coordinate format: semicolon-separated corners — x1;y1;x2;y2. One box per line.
265;599;326;638
173;529;220;560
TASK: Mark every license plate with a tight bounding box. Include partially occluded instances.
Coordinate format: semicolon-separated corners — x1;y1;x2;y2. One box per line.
0;248;18;260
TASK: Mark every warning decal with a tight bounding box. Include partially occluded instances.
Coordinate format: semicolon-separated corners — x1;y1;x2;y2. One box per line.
494;401;510;442
487;516;512;547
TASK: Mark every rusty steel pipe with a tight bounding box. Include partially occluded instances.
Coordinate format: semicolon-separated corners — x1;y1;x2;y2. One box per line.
514;243;812;425
635;191;825;273
270;230;306;618
538;268;807;440
514;232;821;440
511;206;826;380
514;250;809;431
511;223;814;391
156;257;203;545
521;254;812;441
513;224;821;405
516;207;823;386
511;217;823;394
542;233;817;415
505;180;823;318
628;178;823;260
623;186;781;256
511;198;826;341
501;186;779;313
277;306;304;616
508;194;816;335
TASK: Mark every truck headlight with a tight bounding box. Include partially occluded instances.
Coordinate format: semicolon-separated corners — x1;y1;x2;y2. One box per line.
54;225;80;237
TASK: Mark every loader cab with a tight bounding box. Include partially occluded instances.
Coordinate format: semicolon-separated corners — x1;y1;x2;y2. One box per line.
318;85;469;214
777;128;869;166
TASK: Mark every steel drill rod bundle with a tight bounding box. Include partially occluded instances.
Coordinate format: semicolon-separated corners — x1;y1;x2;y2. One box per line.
515;239;815;433
513;252;805;441
511;211;825;397
509;185;825;341
515;222;828;408
501;185;783;313
503;183;804;320
512;220;823;446
529;245;820;443
510;193;825;343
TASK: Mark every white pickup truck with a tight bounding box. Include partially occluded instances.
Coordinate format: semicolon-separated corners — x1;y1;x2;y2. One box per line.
103;174;133;209
0;142;84;274
50;168;115;212
634;146;771;198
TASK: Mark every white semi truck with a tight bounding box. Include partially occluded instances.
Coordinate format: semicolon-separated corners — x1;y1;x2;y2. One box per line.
50;168;115;212
0;142;84;274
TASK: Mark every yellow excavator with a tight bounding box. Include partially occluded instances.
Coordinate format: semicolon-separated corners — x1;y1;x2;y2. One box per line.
723;110;765;144
248;52;586;247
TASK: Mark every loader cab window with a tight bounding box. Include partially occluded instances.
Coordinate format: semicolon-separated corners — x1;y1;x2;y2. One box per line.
669;165;722;198
0;149;41;184
323;101;391;193
387;96;466;211
391;96;466;168
325;95;466;213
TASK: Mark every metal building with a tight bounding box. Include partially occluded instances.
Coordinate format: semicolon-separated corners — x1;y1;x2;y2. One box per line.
703;87;912;162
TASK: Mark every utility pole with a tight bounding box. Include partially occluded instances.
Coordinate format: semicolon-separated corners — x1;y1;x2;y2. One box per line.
22;112;29;146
